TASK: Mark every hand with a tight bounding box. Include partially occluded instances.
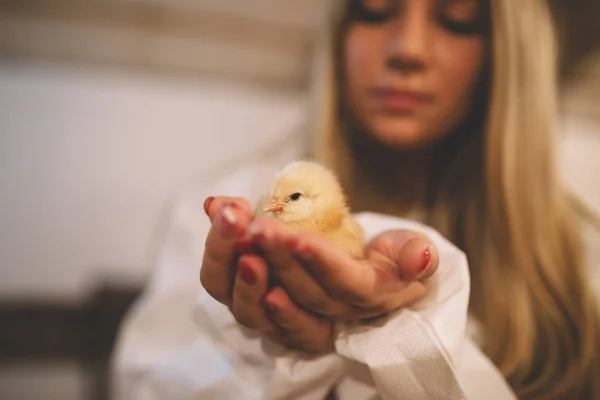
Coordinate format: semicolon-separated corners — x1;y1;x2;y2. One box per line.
248;217;439;321
200;196;333;352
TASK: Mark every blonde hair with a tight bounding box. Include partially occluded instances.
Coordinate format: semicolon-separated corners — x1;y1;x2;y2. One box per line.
309;0;600;398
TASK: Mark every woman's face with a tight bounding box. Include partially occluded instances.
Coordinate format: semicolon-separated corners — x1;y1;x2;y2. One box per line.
343;0;488;148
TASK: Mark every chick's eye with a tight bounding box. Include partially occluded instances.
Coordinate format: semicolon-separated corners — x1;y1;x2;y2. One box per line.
289;193;302;201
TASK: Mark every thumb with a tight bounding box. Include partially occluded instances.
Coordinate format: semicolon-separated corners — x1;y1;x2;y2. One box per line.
395;236;439;281
367;230;440;282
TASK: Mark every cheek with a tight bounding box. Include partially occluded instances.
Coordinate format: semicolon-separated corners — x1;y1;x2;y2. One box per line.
434;39;486;122
343;28;383;110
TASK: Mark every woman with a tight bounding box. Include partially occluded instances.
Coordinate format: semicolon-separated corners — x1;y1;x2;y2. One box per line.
112;0;600;399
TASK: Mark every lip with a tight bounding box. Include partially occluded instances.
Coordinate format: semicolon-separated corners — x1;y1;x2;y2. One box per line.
370;87;434;112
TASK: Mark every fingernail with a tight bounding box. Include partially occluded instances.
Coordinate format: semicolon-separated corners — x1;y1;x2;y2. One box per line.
226;200;240;209
216;206;237;237
222;207;237;224
419;248;431;277
292;241;313;260
235;240;255;253
239;263;256;285
263;299;278;312
203;196;215;215
287;237;299;250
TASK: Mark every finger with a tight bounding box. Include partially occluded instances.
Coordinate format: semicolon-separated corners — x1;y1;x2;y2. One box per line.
205;196;257;253
263;286;333;353
286;232;383;307
367;230;439;281
204;196;254;222
345;282;427;321
199;203;253;305
230;254;273;331
395;237;439;281
249;218;347;317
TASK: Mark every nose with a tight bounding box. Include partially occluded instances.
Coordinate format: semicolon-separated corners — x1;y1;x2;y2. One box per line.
386;6;430;73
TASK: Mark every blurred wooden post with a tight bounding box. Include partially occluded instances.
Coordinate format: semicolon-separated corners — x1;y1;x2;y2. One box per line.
0;283;142;400
0;0;322;89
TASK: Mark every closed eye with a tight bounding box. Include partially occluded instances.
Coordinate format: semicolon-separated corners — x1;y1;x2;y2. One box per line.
349;0;395;25
438;0;487;35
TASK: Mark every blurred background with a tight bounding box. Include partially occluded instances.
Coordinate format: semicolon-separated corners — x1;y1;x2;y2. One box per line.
0;1;598;399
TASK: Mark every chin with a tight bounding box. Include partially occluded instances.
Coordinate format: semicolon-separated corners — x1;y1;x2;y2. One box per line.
368;117;434;149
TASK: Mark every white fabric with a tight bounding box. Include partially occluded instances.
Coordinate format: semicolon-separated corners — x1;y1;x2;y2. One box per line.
248;213;516;400
110;132;600;400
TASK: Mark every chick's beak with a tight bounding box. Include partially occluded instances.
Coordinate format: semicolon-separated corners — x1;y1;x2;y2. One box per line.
263;204;284;213
263;197;284;213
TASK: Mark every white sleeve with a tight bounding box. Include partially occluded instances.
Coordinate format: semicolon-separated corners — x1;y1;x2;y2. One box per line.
110;177;267;400
110;138;306;400
264;212;517;400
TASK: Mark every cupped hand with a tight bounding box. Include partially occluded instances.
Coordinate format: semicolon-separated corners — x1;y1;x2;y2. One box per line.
200;196;333;352
248;217;439;321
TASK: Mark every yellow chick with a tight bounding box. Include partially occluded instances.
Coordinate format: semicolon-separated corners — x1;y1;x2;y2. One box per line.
261;160;365;259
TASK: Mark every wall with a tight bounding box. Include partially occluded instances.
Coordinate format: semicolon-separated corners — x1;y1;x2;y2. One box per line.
0;60;304;300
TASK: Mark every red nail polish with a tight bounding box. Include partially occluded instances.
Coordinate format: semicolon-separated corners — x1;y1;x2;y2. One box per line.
239;262;257;285
287;237;300;250
236;240;255;253
293;242;313;260
421;248;431;273
203;196;215;215
227;201;240;209
263;299;278;312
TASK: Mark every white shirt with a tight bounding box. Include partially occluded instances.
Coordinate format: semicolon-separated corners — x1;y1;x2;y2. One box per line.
109;131;600;400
